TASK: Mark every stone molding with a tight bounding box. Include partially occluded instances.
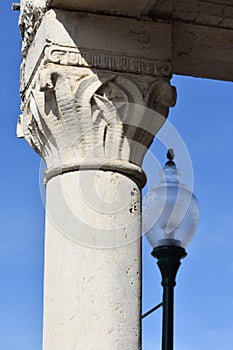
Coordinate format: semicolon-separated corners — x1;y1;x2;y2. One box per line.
45;45;172;78
21;42;172;97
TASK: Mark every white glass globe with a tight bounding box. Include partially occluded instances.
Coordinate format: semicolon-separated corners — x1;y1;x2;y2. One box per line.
143;158;199;249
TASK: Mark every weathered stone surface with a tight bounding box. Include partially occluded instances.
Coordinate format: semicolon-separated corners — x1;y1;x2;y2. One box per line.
19;5;176;350
19;0;233;82
20;10;172;91
172;23;233;81
47;0;158;16
19;9;176;186
150;0;233;27
19;1;233;349
19;0;46;56
43;171;142;349
149;0;233;81
19;62;175;185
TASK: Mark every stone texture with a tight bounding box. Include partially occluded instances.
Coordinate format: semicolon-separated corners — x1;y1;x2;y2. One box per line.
43;171;142;349
19;63;175;186
18;9;176;186
47;0;158;16
19;4;176;350
19;1;233;349
18;0;233;348
150;0;233;26
19;0;46;57
20;10;173;91
19;0;233;82
149;0;233;81
172;23;233;81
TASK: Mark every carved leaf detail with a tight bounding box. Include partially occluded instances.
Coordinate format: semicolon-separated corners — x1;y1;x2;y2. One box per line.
20;66;175;182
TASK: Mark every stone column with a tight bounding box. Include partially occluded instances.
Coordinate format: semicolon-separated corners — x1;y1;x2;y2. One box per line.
18;2;176;349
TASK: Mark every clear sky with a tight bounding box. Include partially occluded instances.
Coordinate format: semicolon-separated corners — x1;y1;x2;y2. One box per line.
1;1;233;349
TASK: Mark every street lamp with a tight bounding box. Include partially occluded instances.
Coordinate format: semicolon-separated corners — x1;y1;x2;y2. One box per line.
143;149;199;350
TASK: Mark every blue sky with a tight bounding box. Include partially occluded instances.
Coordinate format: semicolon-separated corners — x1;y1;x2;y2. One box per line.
1;1;233;349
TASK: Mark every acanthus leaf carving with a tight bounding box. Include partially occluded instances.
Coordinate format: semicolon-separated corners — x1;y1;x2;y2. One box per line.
20;61;176;187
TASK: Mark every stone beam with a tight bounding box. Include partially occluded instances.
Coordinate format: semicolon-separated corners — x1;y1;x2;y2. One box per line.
172;23;233;81
20;9;172;93
149;0;233;81
20;0;159;17
19;0;233;82
47;0;159;17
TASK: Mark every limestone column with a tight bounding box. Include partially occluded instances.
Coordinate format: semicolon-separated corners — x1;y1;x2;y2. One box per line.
18;2;176;349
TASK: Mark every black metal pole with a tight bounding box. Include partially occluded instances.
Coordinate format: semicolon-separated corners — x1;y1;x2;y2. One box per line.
152;245;187;350
162;281;174;350
12;3;20;10
141;302;163;319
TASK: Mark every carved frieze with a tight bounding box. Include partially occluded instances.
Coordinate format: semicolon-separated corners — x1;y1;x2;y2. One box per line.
21;43;173;95
44;45;172;77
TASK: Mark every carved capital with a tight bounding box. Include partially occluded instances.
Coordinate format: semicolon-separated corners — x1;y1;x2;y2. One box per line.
19;59;176;187
19;3;177;189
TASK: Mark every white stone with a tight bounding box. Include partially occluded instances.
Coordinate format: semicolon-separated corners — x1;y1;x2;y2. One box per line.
20;63;175;187
43;171;142;349
22;9;172;90
19;4;176;350
20;0;233;82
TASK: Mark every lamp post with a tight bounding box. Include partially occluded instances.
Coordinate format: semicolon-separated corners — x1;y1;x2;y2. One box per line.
143;149;199;350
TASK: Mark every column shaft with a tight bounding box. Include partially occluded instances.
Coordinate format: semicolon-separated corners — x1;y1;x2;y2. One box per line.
43;171;142;349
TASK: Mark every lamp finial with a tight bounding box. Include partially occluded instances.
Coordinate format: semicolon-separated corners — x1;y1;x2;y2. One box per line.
167;148;175;161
